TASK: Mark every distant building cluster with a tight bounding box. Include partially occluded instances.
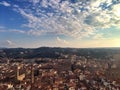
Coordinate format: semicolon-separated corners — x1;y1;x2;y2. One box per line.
0;55;120;90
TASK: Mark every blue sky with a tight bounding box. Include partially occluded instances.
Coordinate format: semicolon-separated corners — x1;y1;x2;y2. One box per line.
0;0;120;48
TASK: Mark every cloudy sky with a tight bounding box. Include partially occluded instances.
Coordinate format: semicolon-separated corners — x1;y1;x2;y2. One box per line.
0;0;120;48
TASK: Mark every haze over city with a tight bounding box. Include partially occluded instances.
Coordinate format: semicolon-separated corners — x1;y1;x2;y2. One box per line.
0;0;120;48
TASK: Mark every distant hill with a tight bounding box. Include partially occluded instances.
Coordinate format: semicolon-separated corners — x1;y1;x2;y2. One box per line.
0;47;120;59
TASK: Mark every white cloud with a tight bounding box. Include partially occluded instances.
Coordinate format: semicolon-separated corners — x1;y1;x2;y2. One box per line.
30;0;40;5
6;40;14;46
0;1;11;7
0;29;26;34
0;30;5;32
27;30;45;36
56;37;69;44
0;26;5;29
12;0;120;39
0;40;15;47
92;33;105;40
10;30;26;34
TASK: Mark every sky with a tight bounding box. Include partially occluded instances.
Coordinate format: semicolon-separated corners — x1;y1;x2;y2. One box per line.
0;0;120;48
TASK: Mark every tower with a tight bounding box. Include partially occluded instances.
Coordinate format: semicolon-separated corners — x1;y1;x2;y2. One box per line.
7;59;10;65
17;66;20;80
31;64;34;84
31;64;34;90
17;65;25;81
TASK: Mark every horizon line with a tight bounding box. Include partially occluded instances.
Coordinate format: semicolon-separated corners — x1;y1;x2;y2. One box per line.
1;46;120;49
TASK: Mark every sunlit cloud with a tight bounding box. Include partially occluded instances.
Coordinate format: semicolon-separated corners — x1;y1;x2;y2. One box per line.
92;33;105;40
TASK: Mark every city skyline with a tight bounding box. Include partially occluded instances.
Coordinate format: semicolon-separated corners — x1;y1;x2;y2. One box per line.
0;0;120;48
